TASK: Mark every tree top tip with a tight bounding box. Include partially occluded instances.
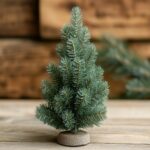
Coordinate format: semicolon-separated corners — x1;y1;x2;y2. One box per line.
72;6;80;11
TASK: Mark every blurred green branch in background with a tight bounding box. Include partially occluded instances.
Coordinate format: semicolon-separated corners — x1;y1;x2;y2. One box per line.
97;35;150;99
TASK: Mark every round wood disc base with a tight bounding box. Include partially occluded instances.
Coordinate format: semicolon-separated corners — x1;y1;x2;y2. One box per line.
57;130;90;147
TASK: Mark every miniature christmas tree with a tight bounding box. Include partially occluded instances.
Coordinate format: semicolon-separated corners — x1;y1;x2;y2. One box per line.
36;7;109;146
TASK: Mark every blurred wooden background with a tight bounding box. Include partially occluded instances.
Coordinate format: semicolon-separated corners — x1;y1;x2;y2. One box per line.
0;0;150;99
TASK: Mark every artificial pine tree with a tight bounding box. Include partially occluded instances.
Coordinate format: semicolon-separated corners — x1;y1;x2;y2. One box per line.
36;7;109;146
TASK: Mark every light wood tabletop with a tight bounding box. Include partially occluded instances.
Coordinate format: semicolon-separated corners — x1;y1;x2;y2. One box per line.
0;100;150;150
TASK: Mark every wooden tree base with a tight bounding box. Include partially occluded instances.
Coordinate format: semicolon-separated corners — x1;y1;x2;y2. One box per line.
57;130;90;147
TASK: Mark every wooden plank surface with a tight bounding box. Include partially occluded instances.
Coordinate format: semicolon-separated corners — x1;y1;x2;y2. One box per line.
0;100;150;149
0;39;150;99
0;0;38;37
40;0;150;39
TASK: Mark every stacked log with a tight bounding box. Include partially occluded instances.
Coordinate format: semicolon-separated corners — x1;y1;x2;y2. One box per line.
0;0;150;98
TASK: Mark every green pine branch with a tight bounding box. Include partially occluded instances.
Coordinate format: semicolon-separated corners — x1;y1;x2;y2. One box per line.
126;78;150;99
97;35;150;99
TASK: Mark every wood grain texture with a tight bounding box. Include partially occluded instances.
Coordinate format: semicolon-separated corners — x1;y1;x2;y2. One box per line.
0;40;58;98
0;39;150;98
40;0;150;39
0;0;38;37
0;100;150;149
0;143;149;150
130;42;150;59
